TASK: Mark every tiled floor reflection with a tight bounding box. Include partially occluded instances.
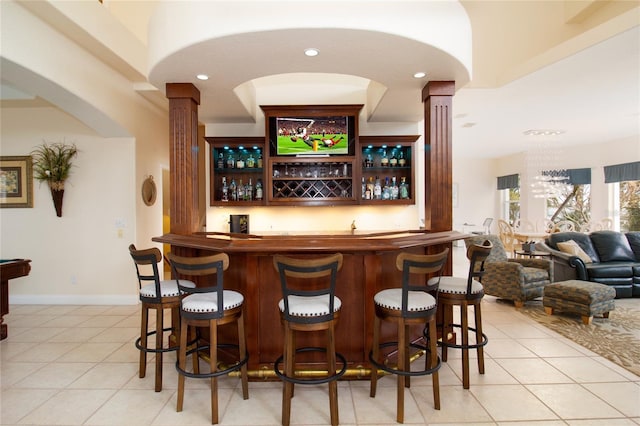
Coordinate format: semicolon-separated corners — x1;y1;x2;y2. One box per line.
1;246;639;425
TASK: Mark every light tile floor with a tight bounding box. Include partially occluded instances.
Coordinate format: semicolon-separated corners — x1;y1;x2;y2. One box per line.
1;247;639;425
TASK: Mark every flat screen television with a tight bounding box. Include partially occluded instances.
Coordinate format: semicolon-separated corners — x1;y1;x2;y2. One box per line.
271;115;354;156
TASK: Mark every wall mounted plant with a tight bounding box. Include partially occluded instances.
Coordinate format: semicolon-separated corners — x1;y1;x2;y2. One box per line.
31;141;78;217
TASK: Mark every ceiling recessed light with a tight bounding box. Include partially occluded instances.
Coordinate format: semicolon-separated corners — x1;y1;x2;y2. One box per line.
523;129;565;136
304;48;319;57
413;72;426;78
196;74;209;81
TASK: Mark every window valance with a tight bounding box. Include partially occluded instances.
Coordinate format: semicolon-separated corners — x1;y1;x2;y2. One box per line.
497;174;519;190
604;161;640;183
542;168;591;185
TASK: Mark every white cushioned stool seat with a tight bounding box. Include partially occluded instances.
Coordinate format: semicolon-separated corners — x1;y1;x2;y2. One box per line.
279;295;341;317
374;288;436;311
140;280;195;298
430;276;483;295
181;290;244;313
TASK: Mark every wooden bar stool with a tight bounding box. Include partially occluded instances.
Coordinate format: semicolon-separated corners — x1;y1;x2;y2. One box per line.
369;248;449;423
167;252;249;425
273;253;346;426
435;241;492;389
129;244;195;392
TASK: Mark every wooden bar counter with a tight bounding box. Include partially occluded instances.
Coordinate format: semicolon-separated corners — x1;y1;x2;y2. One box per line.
153;229;465;378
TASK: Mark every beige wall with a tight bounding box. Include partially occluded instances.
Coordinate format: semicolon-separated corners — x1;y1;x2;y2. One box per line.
1;2;170;304
1;107;138;304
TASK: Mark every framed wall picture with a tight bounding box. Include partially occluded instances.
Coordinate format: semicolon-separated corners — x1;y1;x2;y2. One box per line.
0;156;34;208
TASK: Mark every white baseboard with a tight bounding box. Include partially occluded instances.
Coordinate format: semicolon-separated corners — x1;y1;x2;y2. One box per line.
10;294;138;305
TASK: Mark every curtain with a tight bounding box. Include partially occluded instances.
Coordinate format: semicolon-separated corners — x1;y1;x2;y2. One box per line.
497;174;519;190
604;161;640;183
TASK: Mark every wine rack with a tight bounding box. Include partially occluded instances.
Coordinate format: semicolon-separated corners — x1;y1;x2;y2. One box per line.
268;159;356;204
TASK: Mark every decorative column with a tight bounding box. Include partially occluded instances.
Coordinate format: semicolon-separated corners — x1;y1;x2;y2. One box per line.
422;81;455;232
166;83;201;236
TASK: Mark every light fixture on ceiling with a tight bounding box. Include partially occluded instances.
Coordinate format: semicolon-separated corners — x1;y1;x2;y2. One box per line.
304;48;319;57
525;135;568;199
196;74;209;81
523;129;565;136
413;72;426;78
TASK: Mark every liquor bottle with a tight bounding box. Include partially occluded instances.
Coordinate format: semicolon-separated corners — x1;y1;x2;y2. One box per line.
221;176;229;202
391;176;399;200
237;179;244;200
246;178;253;201
236;156;245;169
399;177;409;199
217;152;225;169
373;176;382;199
227;152;235;168
229;178;237;201
382;177;391;200
255;179;263;200
257;152;263;168
380;150;389;167
365;153;374;168
389;151;398;167
361;177;366;198
246;153;255;168
398;151;406;167
366;177;374;200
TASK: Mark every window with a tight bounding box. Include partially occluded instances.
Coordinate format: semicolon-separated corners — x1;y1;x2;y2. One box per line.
497;174;519;225
605;161;640;232
542;168;592;231
620;180;640;232
546;183;591;229
505;187;520;226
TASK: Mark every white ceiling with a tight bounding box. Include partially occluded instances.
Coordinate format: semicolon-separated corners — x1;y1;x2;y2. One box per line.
2;1;639;161
452;25;640;159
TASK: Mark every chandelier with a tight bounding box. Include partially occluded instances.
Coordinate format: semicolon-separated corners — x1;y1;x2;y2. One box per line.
524;132;568;198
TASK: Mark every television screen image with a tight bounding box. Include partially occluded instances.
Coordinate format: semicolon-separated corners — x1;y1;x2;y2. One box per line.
276;116;349;155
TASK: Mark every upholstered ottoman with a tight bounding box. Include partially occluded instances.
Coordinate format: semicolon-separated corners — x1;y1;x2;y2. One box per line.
543;280;616;325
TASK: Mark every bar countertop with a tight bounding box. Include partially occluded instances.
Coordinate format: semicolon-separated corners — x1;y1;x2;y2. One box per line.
152;229;468;253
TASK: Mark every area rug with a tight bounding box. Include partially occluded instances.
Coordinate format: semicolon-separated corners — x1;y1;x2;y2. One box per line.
518;298;640;377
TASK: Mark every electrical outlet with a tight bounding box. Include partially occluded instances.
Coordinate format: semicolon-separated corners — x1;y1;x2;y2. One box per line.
70;275;77;285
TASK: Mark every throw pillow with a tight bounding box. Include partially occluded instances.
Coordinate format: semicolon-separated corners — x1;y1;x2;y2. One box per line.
590;231;636;262
557;240;593;263
626;232;640;262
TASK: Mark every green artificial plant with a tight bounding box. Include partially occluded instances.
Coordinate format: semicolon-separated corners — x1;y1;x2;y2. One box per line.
31;142;78;191
30;141;78;216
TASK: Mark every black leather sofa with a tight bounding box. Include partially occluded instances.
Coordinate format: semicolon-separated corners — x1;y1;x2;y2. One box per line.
537;230;640;298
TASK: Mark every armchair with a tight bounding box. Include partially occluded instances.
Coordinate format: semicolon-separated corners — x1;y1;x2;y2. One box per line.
465;234;553;307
